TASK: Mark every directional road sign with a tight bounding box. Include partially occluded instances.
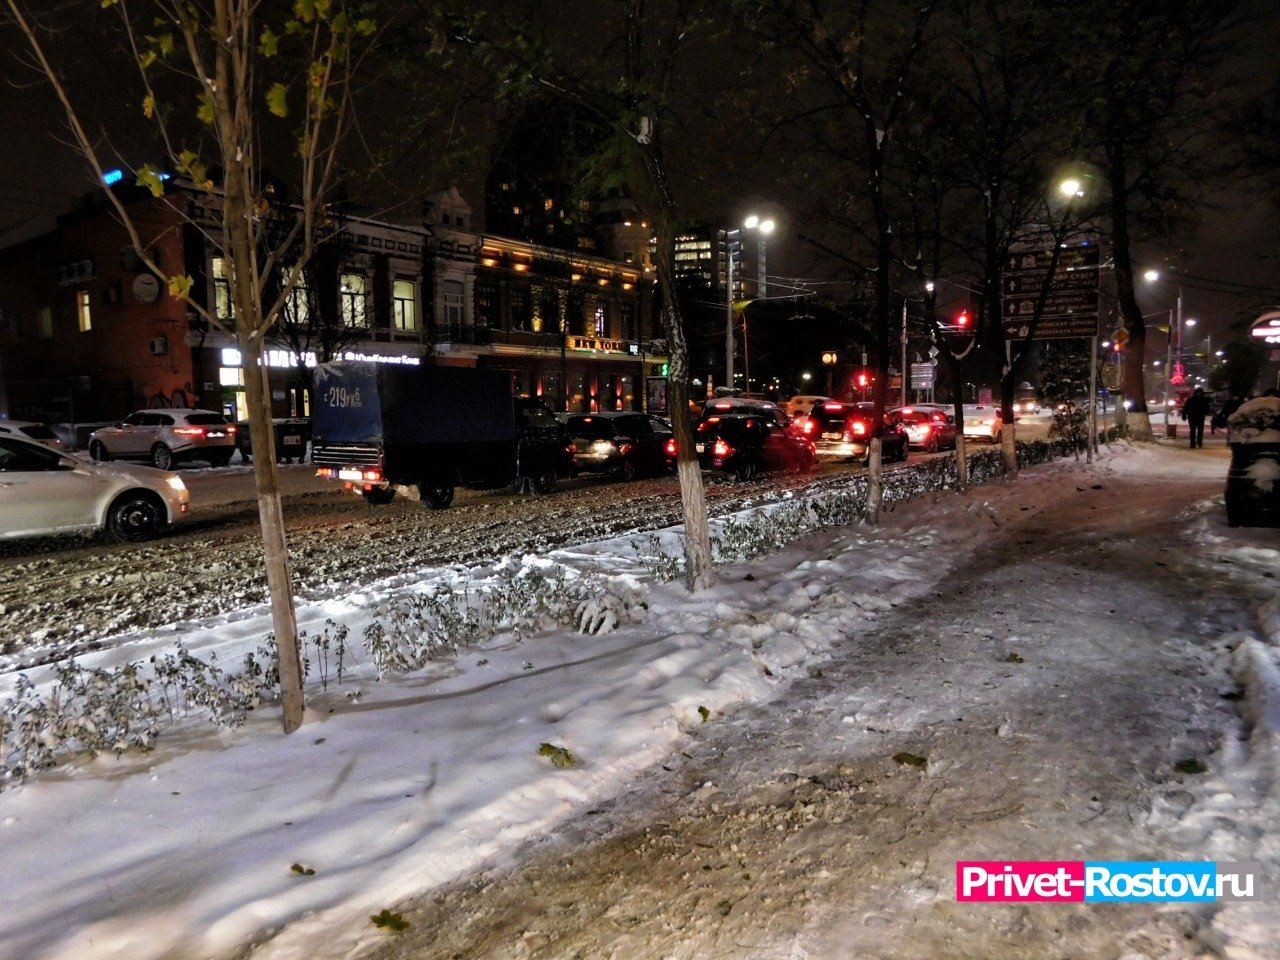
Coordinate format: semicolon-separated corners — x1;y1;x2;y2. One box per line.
1002;243;1101;340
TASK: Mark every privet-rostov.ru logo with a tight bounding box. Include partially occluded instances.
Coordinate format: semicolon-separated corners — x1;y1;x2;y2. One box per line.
955;861;1260;902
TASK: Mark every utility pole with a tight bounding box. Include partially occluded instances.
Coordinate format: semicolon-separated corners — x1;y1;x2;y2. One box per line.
724;231;737;391
900;301;908;406
1088;334;1098;462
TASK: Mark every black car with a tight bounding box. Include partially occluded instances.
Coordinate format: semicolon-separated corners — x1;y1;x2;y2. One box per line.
795;401;909;462
672;413;816;481
515;398;580;488
565;412;673;480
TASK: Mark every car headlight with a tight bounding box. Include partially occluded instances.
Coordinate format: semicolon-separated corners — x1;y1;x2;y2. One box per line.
166;476;187;492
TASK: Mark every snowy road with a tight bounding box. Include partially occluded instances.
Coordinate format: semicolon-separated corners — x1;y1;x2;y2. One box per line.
0;454;890;669
342;442;1279;960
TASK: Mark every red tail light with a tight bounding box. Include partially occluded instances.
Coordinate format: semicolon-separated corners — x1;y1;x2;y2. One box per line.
226;425;237;435
362;468;382;482
801;418;817;435
822;402;843;411
713;438;732;458
919;424;932;435
664;438;677;456
850;420;868;436
173;426;205;437
618;441;635;455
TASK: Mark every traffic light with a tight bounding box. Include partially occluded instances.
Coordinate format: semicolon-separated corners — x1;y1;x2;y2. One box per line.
954;310;971;330
856;372;869;388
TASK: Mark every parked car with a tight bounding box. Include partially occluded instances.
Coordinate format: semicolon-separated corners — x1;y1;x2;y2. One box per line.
0;420;66;450
794;401;909;462
0;434;189;541
565;412;673;480
889;406;958;452
784;395;832;419
236;417;310;464
88;409;236;469
668;413;815;481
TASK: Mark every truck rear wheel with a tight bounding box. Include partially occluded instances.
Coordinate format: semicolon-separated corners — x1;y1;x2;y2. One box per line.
419;479;455;510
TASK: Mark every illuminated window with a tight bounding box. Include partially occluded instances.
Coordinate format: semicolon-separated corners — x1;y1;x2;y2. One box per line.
284;269;310;325
219;366;245;387
76;290;92;332
543;197;554;212
212;257;233;320
512;206;522;216
340;273;368;327
594;304;607;337
392;279;416;331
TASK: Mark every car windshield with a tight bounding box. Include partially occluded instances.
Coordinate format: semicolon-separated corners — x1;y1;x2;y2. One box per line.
18;424;59;440
185;414;228;426
566;417;617;440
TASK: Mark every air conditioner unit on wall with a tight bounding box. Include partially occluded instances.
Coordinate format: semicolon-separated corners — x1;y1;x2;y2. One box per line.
55;259;96;286
149;335;169;356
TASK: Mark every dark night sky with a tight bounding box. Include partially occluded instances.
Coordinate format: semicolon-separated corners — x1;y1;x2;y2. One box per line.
1;3;1276;354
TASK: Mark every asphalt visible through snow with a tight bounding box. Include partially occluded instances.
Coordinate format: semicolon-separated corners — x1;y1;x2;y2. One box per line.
349;442;1273;960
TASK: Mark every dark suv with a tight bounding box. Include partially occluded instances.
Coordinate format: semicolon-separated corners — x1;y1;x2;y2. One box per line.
795;401;909;462
672;413;815;481
566;412;673;481
515;398;579;489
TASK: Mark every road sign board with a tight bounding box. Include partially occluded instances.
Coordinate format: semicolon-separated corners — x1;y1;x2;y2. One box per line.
1002;243;1100;340
910;363;935;389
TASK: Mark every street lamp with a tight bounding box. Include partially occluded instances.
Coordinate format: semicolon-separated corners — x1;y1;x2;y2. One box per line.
737;213;776;394
1143;270;1184;418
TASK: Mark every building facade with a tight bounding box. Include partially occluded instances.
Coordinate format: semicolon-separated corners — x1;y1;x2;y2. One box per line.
0;185;665;432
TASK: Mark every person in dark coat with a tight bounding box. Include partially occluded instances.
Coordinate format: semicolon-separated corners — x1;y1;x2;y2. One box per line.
1181;387;1211;448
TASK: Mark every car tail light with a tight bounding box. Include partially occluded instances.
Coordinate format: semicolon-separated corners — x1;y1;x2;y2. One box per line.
362;468;382;482
565;443;576;454
618;441;634;455
664;437;677;456
316;467;336;479
919;424;931;435
801;418;817;435
226;425;237;435
822;402;843;411
850;420;868;436
713;438;732;458
173;426;205;437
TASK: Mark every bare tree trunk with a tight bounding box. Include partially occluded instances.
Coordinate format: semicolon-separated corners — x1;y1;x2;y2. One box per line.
952;397;968;490
865;437;883;522
241;337;305;730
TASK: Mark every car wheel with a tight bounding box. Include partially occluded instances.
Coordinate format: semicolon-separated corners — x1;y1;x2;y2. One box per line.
419;479;455;510
531;467;556;495
734;460;757;482
209;450;233;468
89;440;110;462
362;486;397;505
993;430;1003;445
151;444;174;470
925;437;939;454
619;457;638;482
107;490;166;541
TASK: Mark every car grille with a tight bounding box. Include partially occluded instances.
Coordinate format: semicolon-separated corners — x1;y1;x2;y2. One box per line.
312;442;381;467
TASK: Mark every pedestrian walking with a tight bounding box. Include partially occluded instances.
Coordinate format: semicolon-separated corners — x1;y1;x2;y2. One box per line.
1181;387;1211;448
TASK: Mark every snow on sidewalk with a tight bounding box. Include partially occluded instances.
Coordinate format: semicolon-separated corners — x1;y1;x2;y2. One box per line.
0;442;1275;960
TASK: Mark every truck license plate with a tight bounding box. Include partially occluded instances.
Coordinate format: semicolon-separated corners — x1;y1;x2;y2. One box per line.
283;435;301;445
337;468;363;481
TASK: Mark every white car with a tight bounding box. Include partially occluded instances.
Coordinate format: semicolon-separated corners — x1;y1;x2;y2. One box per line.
88;408;237;469
784;395;832;418
0;420;67;450
0;434;189;541
963;406;1006;444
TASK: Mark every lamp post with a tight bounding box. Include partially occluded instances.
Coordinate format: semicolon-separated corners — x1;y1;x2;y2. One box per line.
740;215;775;393
723;229;739;392
1144;270;1183;426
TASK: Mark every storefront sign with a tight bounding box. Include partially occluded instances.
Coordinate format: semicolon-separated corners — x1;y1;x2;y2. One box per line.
569;336;628;353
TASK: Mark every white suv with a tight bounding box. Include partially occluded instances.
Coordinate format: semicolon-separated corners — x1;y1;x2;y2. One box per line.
88;409;236;469
0;435;189;541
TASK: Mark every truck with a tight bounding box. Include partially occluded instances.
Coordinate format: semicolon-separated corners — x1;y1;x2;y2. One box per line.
311;361;576;508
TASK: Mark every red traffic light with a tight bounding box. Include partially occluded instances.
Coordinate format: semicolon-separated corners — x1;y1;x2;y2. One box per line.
856;372;869;387
954;311;970;328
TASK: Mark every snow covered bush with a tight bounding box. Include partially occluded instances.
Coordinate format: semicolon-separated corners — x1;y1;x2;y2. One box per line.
1228;397;1280;443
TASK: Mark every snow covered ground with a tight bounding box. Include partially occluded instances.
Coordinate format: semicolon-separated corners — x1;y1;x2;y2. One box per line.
1;438;1277;960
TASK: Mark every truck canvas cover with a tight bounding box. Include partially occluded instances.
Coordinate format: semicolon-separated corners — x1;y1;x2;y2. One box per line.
313;362;517;445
